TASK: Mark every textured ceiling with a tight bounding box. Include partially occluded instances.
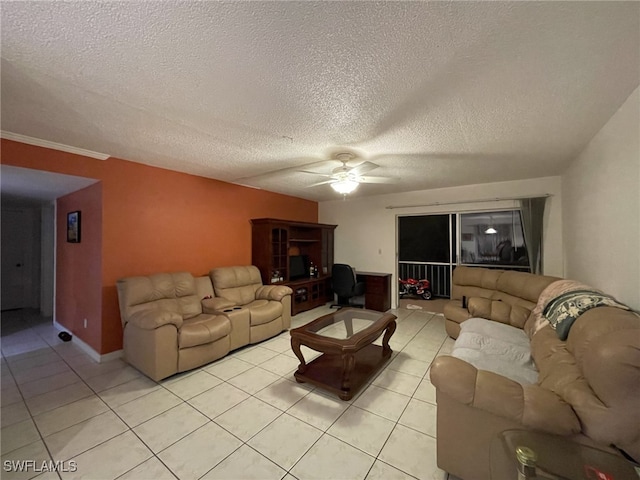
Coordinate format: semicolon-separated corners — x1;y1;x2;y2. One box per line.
2;2;639;201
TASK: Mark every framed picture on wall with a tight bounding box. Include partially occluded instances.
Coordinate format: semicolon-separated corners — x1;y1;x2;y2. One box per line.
67;211;81;243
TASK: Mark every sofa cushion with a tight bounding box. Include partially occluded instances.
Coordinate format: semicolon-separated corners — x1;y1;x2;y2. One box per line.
454;267;502;290
467;297;532;329
117;272;202;323
450;267;503;301
496;270;559;304
452;317;538;385
246;299;282;326
210;266;263;306
179;314;231;348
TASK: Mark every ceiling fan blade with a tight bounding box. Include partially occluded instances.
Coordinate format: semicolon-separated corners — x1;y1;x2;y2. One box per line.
359;176;399;184
349;161;379;175
297;170;334;178
232;158;329;183
306;179;336;188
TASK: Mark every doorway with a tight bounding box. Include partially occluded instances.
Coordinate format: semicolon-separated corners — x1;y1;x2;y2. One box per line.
1;205;40;311
1;165;97;319
397;214;456;300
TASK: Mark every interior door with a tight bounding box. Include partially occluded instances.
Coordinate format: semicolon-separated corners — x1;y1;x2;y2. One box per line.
1;208;33;310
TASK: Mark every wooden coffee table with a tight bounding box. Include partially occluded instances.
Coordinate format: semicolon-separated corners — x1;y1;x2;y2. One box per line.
290;308;397;400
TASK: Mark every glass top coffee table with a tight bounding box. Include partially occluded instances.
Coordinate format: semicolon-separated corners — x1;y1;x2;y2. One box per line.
290;308;397;400
490;429;640;479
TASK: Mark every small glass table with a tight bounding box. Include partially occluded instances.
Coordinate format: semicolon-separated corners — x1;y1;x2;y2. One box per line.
290;308;397;400
491;429;640;479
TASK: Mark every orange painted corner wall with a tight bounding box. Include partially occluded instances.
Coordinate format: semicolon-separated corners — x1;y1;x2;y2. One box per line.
2;139;318;354
56;183;103;353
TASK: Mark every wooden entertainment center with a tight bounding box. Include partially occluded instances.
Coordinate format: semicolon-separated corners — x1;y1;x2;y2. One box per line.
251;218;337;315
251;218;393;316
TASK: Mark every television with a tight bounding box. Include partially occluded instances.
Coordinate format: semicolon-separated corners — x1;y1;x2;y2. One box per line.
289;255;309;280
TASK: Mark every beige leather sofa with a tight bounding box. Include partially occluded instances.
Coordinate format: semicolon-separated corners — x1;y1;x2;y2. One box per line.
430;266;640;480
117;266;292;381
442;266;560;339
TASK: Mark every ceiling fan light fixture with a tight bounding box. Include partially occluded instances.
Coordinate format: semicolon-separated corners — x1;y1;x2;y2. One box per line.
331;179;359;194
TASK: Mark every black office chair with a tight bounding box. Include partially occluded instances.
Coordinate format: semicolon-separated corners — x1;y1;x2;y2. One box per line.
330;264;366;309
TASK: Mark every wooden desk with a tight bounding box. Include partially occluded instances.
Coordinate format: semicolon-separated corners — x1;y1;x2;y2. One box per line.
356;272;392;312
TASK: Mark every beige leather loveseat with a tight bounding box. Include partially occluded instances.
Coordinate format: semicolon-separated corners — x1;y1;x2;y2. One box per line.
117;266;292;381
430;266;640;480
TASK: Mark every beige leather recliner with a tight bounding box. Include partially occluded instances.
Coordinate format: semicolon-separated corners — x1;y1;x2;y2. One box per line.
117;272;231;381
117;266;293;381
207;266;292;344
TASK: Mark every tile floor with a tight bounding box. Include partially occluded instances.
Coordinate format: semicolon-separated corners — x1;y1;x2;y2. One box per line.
1;306;459;480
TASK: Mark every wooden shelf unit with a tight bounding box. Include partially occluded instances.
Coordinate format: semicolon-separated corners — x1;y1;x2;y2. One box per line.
251;218;337;315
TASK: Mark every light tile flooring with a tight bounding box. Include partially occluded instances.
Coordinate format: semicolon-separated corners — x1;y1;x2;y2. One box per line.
1;306;458;480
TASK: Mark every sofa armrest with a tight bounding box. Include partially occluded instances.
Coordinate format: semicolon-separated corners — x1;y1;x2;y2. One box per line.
430;356;581;435
256;285;293;301
202;297;236;313
127;309;183;330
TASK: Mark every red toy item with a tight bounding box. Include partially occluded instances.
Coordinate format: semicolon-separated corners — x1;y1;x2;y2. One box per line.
399;278;432;300
585;466;614;480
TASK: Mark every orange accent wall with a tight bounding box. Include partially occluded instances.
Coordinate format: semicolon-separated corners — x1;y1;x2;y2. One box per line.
57;184;103;352
1;139;318;354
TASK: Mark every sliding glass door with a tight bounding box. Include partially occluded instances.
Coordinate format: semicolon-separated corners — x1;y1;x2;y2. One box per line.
397;209;530;301
397;214;456;298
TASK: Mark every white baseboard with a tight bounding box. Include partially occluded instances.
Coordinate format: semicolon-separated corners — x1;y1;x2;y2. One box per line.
99;349;124;363
53;320;122;363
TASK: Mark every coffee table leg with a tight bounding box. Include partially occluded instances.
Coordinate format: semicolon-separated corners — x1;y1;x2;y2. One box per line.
291;337;307;374
341;353;356;399
344;317;354;337
382;320;396;356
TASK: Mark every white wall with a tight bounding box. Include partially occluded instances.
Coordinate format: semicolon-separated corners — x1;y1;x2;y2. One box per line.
40;202;56;317
319;176;563;307
562;87;640;310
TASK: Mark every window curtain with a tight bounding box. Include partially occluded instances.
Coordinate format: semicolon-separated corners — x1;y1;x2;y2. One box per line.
520;197;547;274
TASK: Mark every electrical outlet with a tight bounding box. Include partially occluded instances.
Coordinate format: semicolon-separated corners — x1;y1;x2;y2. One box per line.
83;318;87;328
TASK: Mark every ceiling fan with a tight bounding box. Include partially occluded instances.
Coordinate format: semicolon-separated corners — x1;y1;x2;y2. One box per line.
298;152;395;194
